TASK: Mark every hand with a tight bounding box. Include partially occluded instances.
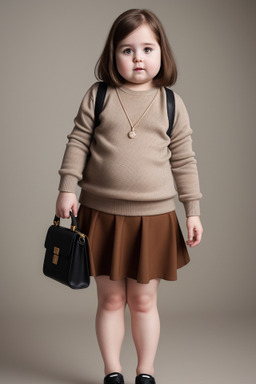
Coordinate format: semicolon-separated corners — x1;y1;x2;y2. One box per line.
186;216;203;248
56;191;78;218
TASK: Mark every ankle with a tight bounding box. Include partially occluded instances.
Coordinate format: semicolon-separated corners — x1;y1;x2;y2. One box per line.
136;367;154;377
105;366;122;376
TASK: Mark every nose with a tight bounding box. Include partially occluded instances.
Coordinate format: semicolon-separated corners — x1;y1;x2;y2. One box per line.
133;56;142;63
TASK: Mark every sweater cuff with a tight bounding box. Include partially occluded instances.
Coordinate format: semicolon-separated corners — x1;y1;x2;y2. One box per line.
184;200;200;217
58;175;78;193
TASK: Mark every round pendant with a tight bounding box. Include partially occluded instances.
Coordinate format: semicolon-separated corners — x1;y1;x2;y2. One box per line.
128;130;136;139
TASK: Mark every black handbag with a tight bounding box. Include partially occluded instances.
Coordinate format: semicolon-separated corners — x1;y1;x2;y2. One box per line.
43;211;90;289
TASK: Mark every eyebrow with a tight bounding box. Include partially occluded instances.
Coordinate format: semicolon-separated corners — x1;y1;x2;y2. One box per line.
118;42;156;49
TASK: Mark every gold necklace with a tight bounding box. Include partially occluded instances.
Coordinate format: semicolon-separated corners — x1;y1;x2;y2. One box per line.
116;88;159;139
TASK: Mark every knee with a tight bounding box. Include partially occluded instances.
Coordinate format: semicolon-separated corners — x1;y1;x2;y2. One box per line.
99;292;126;312
127;293;156;314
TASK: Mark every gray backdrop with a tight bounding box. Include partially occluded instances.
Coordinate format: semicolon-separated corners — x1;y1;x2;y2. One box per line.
1;0;256;383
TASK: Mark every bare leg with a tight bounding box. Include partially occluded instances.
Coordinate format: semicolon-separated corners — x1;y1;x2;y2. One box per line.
127;278;160;377
95;276;127;375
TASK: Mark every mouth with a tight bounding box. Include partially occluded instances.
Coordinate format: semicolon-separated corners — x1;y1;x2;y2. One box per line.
134;67;145;71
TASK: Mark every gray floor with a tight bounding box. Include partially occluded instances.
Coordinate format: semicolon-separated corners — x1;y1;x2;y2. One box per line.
1;311;255;384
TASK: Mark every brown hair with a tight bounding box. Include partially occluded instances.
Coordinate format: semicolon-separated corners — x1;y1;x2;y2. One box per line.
94;9;177;87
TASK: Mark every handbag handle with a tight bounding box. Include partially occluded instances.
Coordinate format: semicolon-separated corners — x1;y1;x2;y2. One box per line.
53;210;80;231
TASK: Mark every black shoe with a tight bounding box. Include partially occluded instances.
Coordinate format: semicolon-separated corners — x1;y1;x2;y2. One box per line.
104;372;124;384
135;374;156;384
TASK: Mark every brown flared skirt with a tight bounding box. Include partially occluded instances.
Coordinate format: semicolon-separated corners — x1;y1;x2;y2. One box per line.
78;205;190;284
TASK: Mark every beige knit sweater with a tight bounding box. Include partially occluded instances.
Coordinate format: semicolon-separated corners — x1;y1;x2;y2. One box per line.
59;83;202;216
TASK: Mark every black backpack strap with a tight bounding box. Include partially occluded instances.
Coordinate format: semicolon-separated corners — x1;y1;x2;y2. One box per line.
94;82;108;128
165;87;175;137
94;83;174;136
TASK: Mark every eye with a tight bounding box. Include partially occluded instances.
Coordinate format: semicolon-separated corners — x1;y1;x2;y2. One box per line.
123;48;132;54
144;47;153;53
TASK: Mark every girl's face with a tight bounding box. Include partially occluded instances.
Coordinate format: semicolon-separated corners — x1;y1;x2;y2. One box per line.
115;24;161;90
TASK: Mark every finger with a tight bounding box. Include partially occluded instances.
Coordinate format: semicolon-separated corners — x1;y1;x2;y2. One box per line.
72;200;78;217
186;239;195;247
55;203;61;218
190;232;202;247
188;227;194;242
63;209;70;219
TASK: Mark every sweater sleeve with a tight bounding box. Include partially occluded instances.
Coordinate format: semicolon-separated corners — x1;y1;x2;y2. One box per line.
58;83;98;193
169;93;202;217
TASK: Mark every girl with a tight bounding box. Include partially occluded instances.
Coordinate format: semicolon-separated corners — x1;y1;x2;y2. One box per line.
56;9;203;384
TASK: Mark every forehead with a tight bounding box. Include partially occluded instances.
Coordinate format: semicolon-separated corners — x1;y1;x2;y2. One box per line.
117;24;158;46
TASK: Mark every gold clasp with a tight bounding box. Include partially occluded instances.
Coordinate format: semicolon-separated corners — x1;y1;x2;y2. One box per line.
75;230;87;245
52;246;60;265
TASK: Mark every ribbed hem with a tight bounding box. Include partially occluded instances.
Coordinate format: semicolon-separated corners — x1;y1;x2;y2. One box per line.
183;200;200;217
58;175;78;193
79;190;176;216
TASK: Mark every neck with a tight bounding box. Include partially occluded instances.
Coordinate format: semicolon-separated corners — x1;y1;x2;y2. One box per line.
122;81;154;91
